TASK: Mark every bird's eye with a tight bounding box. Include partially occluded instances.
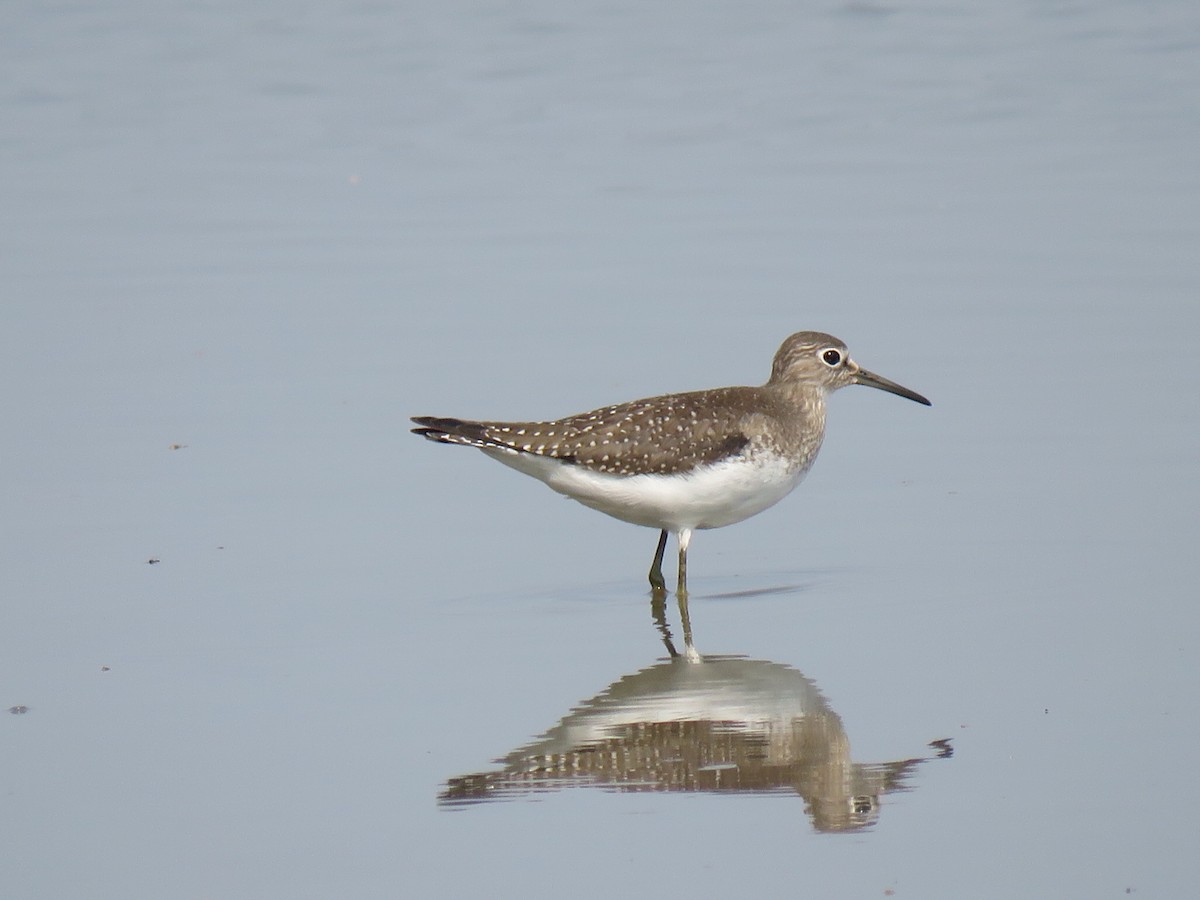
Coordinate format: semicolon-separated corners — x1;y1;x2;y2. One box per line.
821;348;843;367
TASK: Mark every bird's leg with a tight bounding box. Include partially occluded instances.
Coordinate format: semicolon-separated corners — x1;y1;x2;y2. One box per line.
676;528;691;596
648;529;668;590
672;528;700;662
676;529;699;661
677;592;699;662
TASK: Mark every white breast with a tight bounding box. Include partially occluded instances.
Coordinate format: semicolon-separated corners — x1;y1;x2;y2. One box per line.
487;447;811;532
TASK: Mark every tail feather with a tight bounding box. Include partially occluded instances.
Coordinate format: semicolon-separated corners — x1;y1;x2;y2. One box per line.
411;416;507;451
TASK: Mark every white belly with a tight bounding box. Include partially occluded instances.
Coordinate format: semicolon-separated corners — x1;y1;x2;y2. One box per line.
487;448;810;532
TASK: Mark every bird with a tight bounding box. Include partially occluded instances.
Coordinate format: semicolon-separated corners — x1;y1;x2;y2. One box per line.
412;331;930;595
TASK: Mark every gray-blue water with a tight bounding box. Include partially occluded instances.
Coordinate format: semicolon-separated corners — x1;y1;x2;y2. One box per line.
3;2;1198;897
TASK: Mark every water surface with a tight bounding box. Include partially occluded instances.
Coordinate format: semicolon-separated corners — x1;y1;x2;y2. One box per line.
3;2;1199;897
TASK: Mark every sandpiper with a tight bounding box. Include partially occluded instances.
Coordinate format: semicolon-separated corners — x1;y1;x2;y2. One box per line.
412;331;930;594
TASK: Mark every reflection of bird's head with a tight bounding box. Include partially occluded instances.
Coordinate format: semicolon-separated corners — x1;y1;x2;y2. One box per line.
808;791;881;833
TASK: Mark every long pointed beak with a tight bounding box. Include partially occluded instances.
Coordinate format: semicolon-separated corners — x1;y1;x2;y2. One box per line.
853;368;931;406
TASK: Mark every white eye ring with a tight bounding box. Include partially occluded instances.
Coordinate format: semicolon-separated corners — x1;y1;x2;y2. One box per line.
820;348;843;367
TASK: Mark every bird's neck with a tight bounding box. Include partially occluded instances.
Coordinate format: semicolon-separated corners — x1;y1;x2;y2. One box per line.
768;381;827;421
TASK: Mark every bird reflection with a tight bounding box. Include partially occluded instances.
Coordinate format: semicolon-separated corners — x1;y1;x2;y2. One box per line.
441;593;951;832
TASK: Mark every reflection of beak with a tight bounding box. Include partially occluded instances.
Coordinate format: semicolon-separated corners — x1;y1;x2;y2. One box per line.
853;367;932;406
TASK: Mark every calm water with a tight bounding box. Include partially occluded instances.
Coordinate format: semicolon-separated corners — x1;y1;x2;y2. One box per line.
3;2;1199;897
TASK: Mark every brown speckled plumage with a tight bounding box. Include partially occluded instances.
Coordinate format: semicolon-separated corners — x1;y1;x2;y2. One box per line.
410;332;866;478
411;385;824;477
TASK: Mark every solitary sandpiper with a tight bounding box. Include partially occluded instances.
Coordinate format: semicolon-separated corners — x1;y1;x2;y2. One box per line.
413;331;930;594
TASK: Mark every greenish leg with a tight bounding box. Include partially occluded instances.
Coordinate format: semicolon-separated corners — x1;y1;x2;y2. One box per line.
648;529;668;590
676;528;691;597
676;529;698;661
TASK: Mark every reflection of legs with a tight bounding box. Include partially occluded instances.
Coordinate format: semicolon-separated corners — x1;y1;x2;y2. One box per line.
648;529;668;590
650;586;678;658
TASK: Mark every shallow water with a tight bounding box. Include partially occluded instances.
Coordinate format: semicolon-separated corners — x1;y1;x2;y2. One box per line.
3;1;1199;897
